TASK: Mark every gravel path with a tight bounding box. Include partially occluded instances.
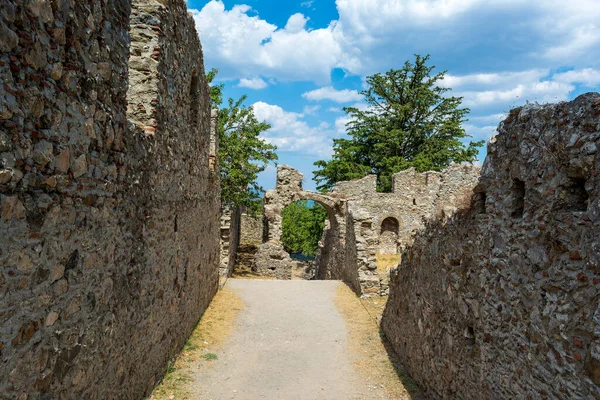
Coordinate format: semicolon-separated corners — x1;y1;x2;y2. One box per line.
192;279;390;400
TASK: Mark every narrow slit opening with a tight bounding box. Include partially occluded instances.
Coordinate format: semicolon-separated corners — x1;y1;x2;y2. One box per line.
511;179;525;218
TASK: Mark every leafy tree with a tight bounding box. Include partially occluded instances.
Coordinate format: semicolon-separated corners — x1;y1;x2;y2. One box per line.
281;201;327;257
207;69;278;213
313;55;483;192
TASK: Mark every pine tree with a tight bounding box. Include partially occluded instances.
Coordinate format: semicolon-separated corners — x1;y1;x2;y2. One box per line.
313;55;483;192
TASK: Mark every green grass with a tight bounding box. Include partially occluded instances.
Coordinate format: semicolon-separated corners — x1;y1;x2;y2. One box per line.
166;361;176;374
202;353;218;361
183;340;199;352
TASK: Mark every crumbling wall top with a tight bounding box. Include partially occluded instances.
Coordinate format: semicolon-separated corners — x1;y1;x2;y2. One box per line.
331;174;377;197
276;164;303;192
382;92;600;399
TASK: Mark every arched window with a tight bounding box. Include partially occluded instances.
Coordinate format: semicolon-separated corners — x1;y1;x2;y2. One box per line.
379;217;400;254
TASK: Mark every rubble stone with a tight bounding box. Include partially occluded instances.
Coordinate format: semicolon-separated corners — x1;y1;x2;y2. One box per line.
0;1;220;399
382;93;600;399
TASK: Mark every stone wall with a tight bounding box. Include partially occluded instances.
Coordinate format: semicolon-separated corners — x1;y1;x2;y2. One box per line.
382;93;600;399
330;164;480;296
219;206;240;279
256;165;359;287
253;164;477;294
240;211;262;245
0;0;220;398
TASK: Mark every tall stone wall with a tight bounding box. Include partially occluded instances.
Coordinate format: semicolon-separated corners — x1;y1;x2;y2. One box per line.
382;93;600;399
0;0;220;398
330;164;480;295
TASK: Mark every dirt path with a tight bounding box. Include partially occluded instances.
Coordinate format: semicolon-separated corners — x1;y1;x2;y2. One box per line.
151;280;419;400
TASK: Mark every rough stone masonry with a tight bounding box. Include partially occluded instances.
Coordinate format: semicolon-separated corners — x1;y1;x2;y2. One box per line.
0;0;220;398
330;163;480;296
255;165;360;288
242;163;477;295
382;93;600;399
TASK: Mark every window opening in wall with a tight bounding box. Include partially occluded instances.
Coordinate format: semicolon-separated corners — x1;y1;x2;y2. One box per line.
190;71;200;127
511;179;525;218
379;217;400;254
465;326;476;346
412;198;417;206
474;192;487;215
380;217;399;234
560;177;589;212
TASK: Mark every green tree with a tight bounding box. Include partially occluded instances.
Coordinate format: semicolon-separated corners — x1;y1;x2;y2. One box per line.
281;201;327;257
207;69;278;213
313;55;483;192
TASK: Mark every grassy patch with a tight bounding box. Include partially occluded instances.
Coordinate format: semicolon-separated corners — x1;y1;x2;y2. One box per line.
202;353;218;361
335;283;421;399
149;288;245;400
183;340;199;352
376;253;402;275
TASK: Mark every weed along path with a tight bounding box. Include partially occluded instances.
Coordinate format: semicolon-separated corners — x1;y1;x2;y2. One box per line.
151;280;420;400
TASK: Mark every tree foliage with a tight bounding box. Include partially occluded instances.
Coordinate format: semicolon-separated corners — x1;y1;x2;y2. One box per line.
207;69;278;213
313;55;483;192
281;201;328;257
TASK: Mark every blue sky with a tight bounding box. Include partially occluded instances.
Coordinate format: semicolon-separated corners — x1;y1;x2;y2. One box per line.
188;0;600;191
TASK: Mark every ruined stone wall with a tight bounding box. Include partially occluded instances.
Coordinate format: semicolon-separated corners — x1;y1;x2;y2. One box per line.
382;93;600;399
240;211;262;245
256;165;359;286
0;0;219;398
219;206;241;278
331;165;480;296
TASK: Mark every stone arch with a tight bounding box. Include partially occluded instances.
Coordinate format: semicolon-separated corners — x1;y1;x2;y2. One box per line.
256;165;352;284
293;192;339;230
262;188;343;244
378;216;400;254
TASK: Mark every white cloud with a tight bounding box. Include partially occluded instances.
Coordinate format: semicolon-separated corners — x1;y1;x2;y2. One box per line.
191;1;352;84
302;86;362;103
335;0;600;68
238;77;268;89
468;113;506;125
553;68;600;87
447;67;600;109
442;70;549;90
327;107;342;113
543;24;600;60
334;116;352;135
303;105;321;115
301;0;314;8
252;102;333;156
457;81;574;108
190;0;600;85
285;13;309;33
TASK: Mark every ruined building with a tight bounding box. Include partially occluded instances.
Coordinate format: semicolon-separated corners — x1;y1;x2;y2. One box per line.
220;93;600;397
0;0;220;398
329;163;480;295
224;163;479;296
2;0;599;398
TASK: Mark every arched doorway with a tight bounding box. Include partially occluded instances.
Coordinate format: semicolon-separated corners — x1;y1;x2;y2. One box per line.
281;200;328;279
378;217;399;254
